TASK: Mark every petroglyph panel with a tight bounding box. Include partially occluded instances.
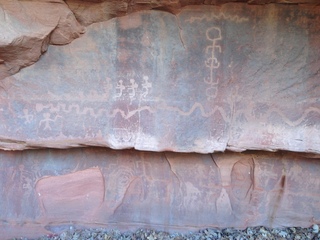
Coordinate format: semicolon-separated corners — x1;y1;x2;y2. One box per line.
0;148;320;239
0;4;319;153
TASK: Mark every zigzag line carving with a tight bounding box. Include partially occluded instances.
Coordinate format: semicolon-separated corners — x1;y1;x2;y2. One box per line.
186;12;249;24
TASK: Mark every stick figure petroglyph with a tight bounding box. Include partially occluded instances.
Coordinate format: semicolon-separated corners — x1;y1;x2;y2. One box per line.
204;27;222;100
128;78;138;101
141;76;152;98
114;76;152;101
116;80;125;98
39;113;61;130
19;109;33;124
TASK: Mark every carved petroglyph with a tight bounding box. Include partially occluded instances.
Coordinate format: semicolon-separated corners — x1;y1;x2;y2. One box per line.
35;102;155;120
265;107;320;127
39;113;62;131
204;27;222;100
158;102;230;121
235;105;320;127
115;80;125;98
128;79;139;101
110;106;155;119
186;12;249;24
141;76;152;99
36;103;108;119
19;109;33;124
114;76;152;101
32;100;228;125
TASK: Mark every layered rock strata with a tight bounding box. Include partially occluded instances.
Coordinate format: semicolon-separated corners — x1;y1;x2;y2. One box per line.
1;2;320;239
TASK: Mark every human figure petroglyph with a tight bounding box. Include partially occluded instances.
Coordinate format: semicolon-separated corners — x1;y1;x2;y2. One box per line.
128;79;139;101
115;80;125;98
141;76;152;99
19;109;33;124
39;113;61;130
205;27;222;73
204;27;222;100
114;76;152;101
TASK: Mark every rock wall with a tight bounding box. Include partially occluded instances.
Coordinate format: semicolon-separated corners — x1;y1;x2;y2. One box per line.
1;4;320;153
1;1;320;239
1;148;320;239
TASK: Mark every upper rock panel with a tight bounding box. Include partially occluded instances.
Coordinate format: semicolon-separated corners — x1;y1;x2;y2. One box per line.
0;4;319;153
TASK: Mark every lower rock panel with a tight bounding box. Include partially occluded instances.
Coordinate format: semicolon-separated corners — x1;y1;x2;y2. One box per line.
0;148;319;239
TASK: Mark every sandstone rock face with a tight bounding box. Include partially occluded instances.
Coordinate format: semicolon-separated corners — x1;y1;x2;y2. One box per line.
1;2;320;239
0;0;85;79
0;148;319;239
0;4;319;153
1;0;318;79
36;167;105;220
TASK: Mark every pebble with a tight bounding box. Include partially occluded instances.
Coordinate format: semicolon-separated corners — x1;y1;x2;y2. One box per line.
11;226;320;240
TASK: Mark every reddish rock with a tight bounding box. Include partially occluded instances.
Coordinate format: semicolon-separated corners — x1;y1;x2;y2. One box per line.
0;4;319;153
36;167;104;222
0;0;85;79
0;148;319;239
1;1;318;80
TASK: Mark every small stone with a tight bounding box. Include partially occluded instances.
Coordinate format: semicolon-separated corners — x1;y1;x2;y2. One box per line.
246;228;253;235
312;224;319;233
279;230;288;237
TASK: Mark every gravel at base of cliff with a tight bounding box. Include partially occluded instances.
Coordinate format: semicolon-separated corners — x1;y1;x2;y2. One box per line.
14;225;320;240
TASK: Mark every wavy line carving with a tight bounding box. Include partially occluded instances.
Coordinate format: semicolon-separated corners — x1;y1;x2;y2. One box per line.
235;106;320;127
259;107;320;127
36;103;108;118
110;107;156;119
186;12;249;24
158;102;230;121
30;102;320;127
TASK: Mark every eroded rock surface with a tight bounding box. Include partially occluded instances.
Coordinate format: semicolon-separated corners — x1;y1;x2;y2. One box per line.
1;1;319;80
0;148;319;239
0;0;85;79
0;4;319;153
